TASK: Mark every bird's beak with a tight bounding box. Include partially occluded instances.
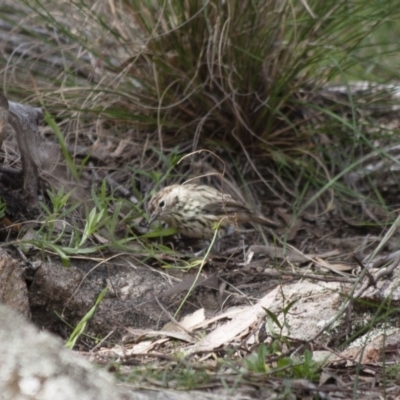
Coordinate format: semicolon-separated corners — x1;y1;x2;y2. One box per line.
148;212;159;226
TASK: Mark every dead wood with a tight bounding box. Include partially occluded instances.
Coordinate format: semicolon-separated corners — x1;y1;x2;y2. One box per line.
0;91;42;213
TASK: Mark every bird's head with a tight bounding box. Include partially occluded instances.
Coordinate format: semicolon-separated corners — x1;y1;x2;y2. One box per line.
147;185;181;225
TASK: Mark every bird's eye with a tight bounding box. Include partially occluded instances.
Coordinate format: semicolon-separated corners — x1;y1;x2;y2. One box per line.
159;200;166;208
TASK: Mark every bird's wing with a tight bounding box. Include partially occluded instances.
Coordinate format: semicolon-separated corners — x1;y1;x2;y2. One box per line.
202;200;249;215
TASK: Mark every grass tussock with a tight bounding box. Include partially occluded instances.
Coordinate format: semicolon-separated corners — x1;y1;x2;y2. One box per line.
8;0;397;153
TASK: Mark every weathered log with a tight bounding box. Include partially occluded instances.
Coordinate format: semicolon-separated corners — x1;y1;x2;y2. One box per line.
0;92;42;212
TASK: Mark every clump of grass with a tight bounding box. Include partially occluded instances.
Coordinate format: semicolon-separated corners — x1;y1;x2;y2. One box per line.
11;0;399;151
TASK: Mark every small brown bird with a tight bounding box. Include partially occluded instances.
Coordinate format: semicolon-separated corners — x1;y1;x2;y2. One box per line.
148;183;278;239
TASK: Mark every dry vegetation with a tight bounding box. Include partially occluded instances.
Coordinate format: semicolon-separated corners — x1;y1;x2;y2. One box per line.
2;0;400;398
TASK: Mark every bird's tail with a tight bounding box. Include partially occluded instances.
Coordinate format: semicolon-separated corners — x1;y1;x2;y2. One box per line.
249;214;280;228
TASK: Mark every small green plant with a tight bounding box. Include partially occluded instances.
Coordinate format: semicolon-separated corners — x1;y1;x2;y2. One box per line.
65;287;108;349
0;198;6;220
275;350;321;382
124;362;210;390
44;112;80;180
245;343;270;374
264;299;298;339
245;343;321;381
172;366;210;390
20;172;168;261
385;363;400;384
